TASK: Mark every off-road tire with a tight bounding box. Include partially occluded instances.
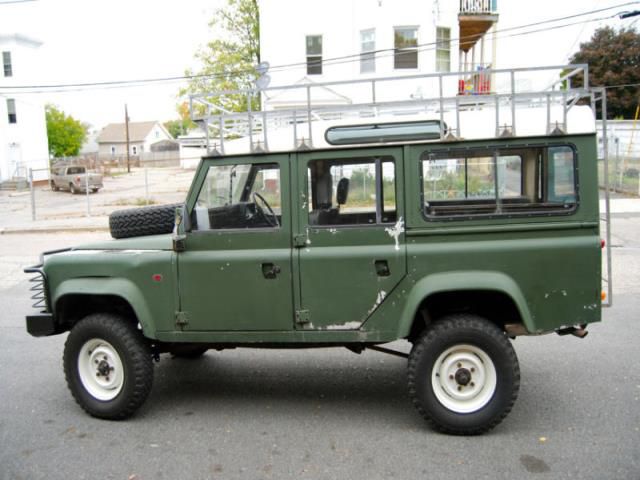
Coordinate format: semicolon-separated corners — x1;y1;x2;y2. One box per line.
69;183;78;194
51;181;59;192
408;314;520;435
109;203;182;239
63;313;153;420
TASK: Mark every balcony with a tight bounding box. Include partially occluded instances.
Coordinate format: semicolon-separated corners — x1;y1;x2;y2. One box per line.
459;0;499;53
460;0;497;15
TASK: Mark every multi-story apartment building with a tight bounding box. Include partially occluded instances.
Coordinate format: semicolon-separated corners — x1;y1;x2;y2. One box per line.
258;0;499;109
0;34;49;184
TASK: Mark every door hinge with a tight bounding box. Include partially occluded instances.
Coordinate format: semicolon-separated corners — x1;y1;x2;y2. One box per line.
295;309;310;326
293;234;308;248
175;311;189;329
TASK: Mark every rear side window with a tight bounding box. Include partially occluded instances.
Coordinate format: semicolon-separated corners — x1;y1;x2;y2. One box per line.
421;145;577;218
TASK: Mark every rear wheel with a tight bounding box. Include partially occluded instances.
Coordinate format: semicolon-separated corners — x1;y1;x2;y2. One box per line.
408;314;520;435
51;181;59;191
69;183;78;194
63;313;153;419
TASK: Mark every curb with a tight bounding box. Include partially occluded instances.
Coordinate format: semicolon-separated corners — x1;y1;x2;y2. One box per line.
0;226;110;235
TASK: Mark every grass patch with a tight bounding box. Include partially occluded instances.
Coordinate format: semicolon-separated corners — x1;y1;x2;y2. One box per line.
110;197;157;206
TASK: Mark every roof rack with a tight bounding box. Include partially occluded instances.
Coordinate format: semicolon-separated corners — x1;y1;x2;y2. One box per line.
189;64;598;154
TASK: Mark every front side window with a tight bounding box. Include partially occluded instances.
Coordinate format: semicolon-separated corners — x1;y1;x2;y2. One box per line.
306;35;323;75
394;27;418;69
193;163;281;230
7;99;16;124
360;29;375;73
2;51;12;77
436;27;450;72
307;156;396;226
421;145;577;218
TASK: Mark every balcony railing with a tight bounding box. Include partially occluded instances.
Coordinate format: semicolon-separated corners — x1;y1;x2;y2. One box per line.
459;0;497;14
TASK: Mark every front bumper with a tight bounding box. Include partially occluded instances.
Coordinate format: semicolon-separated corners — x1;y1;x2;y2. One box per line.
26;313;56;337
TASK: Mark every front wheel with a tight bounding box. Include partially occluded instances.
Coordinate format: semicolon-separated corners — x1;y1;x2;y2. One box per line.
408;314;520;435
63;313;153;419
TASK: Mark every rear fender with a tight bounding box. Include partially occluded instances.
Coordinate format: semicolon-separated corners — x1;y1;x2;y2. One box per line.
396;271;533;338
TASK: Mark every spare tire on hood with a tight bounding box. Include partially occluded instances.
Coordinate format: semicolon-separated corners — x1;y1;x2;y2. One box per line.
109;203;183;239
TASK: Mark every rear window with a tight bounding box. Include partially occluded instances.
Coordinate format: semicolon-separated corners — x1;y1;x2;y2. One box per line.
421;145;577;219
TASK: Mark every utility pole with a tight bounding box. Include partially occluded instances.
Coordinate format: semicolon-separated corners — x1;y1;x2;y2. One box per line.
125;104;131;173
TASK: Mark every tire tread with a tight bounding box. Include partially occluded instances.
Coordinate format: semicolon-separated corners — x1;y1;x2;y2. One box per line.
407;314;520;435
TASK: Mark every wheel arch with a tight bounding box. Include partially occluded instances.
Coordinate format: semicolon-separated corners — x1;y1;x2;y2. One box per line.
52;278;157;338
397;271;533;341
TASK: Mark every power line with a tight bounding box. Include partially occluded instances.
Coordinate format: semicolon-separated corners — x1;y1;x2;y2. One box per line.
1;1;638;94
0;0;37;4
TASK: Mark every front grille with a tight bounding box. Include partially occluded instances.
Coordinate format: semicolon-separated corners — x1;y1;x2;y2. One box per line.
28;272;47;310
23;248;71;313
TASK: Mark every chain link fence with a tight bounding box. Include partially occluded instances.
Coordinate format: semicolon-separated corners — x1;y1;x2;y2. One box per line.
598;121;640;197
0;156;198;229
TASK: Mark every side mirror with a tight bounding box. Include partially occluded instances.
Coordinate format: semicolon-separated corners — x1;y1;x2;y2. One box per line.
172;205;188;252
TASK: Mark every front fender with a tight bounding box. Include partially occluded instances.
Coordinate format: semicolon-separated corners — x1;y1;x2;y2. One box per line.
53;277;159;338
396;271;534;338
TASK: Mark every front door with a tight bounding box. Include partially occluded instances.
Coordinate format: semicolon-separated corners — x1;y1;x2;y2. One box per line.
295;148;406;330
177;154;293;331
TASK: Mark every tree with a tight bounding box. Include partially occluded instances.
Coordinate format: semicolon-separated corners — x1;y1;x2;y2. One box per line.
45;105;88;159
568;26;640;119
182;0;260;114
164;102;197;138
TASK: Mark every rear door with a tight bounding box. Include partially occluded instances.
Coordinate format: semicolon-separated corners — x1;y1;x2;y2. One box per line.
294;147;406;330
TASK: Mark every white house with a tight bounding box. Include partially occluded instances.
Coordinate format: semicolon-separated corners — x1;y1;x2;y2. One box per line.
0;34;50;183
96;121;175;158
258;0;499;109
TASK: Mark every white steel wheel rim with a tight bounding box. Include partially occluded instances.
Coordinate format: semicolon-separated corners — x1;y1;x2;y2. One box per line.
431;344;497;414
77;338;124;401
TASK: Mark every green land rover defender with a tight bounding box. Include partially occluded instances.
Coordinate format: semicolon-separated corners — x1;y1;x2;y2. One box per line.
24;67;610;435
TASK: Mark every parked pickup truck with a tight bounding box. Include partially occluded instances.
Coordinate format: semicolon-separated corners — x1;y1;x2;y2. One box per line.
50;166;103;194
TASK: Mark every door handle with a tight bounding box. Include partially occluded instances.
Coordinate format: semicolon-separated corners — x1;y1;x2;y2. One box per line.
374;260;390;277
261;263;281;279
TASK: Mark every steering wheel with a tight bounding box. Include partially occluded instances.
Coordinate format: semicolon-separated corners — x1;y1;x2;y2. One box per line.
252;192;280;227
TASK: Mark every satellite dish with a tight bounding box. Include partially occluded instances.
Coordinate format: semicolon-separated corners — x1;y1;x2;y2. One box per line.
256;74;271;91
256;61;270;75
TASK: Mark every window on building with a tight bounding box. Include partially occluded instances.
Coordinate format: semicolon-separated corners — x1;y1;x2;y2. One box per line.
110;146;116;155
307;156;396;226
421;145;577;219
360;29;376;74
394;27;418;69
436;27;451;72
2;51;12;77
306;35;323;75
6;99;17;124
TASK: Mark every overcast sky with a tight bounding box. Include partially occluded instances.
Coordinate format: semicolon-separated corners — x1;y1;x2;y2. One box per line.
0;0;636;130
